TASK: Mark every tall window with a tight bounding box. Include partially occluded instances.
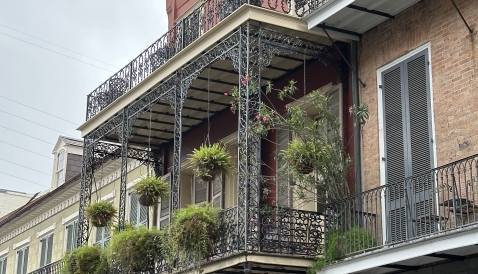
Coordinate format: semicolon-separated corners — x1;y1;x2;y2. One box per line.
0;256;7;274
129;193;148;227
158;174;171;229
193;175;223;208
94;227;110;248
16;246;28;274
65;221;78;251
56;150;65;186
39;234;53;267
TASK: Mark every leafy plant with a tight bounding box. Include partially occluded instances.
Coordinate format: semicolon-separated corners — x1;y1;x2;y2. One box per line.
62;245;108;274
111;222;135;235
162;202;220;270
133;176;169;206
190;143;233;182
85;201;117;227
107;226;163;272
349;104;369;125
281;140;329;174
307;227;377;273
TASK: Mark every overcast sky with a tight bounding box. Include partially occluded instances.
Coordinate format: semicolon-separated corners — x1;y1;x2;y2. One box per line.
0;0;168;193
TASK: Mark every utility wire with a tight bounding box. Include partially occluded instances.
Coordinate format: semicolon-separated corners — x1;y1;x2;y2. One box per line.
0;158;51;176
0;171;50;188
0;23;121;69
0;140;54;160
0;95;79;125
0;31;116;73
0;109;74;137
0;125;58;145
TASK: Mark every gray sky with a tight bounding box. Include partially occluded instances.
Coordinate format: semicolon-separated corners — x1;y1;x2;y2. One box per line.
0;0;168;193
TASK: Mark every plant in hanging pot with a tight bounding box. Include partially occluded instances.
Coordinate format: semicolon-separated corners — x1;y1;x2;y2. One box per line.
280;140;329;175
133;176;169;207
85;200;117;227
62;245;109;274
162;202;220;269
106;226;163;273
190;143;233;182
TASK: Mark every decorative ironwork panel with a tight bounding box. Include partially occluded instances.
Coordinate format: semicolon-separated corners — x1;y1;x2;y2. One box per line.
171;79;183;212
77;137;95;247
260;208;325;256
27;260;63;274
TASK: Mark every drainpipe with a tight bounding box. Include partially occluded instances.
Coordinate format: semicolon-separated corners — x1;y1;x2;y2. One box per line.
351;40;362;195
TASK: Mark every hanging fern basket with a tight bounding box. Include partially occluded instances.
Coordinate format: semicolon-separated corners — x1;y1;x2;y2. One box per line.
294;161;314;175
133;176;169;207
85;201;117;228
190;143;232;183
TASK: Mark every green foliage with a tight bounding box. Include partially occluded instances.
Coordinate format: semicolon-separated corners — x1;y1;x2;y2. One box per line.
190;143;232;182
349;104;369;125
308;227;377;273
85;201;117;227
281;140;330;174
111;222;135;235
62;245;108;274
162;202;220;269
107;226;163;272
133;176;169;206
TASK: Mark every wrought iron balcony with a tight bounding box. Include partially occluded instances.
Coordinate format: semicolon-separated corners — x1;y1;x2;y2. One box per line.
27;260;63;274
324;153;478;259
85;0;327;120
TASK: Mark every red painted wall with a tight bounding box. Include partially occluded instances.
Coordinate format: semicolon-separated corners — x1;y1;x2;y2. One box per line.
166;0;199;29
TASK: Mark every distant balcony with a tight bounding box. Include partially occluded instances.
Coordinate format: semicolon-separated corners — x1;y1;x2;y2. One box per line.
28;260;62;274
324;153;478;266
85;0;328;121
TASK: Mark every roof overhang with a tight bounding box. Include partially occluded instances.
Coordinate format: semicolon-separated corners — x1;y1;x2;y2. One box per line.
304;0;422;35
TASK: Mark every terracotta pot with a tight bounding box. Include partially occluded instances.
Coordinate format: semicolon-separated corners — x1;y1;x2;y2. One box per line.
139;194;155;206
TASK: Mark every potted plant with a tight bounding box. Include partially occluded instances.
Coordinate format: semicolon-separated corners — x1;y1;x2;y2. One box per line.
162;202;220;268
106;226;163;273
190;143;233;182
280;140;328;174
85;201;117;227
133;176;169;206
63;245;109;274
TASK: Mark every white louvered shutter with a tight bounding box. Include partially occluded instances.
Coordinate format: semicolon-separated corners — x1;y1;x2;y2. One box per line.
46;234;53;265
212;174;223;208
276;128;290;207
40;238;47;267
66;221;78;251
159;174;171;228
130;193;138;225
194;176;208;204
139;201;148;226
17;246;28;274
382;48;434;243
0;257;7;274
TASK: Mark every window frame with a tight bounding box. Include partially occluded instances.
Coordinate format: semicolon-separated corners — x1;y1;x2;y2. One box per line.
94;226;110;248
38;233;53;268
128;192;148;227
56;150;66;187
64;219;78;252
0;255;7;274
15;245;28;274
158;173;171;229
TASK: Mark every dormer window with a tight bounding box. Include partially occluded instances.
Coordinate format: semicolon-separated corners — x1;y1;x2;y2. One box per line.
56;150;65;186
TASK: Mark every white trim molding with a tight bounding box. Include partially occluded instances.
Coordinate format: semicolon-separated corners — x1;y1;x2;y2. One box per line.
0;247;9;257
13;236;31;250
62;212;79;225
36;223;56;239
100;190;116;201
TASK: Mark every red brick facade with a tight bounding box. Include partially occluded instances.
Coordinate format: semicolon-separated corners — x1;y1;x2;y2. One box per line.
166;0;198;29
359;0;478;191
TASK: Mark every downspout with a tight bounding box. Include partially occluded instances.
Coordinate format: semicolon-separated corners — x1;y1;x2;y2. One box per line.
351;40;362;194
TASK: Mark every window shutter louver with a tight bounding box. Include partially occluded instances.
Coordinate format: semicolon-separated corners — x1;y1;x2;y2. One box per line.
276;128;290;207
66;225;73;251
382;48;434;243
130;194;138;225
212;175;223;208
16;250;22;274
159;174;171;228
22;247;28;274
0;257;7;274
46;235;53;265
139;203;148;225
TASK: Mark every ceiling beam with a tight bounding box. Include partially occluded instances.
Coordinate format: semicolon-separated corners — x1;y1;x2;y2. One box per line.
189;86;224;96
266;65;290;72
136;117;193;127
383;264;419;271
153;101;219;113
347;4;394;19
132;125;173;134
209;66;273;81
186;97;230;106
131;133;171;141
104;137;162;148
197;76;236;86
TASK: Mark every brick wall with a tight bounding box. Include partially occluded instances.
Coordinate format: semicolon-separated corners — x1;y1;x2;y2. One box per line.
359;0;478;191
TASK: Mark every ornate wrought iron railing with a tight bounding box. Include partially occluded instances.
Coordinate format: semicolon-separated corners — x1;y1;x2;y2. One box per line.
28;260;63;274
85;0;330;120
325;153;478;258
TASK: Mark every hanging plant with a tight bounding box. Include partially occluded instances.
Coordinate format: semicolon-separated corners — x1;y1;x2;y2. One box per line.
63;245;109;274
190;143;233;182
349;103;369;125
133;176;169;206
85;201;117;227
280;140;328;175
162;202;220;269
106;226;163;272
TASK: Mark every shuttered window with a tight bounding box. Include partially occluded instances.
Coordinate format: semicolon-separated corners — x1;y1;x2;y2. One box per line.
159;174;171;228
276;127;291;207
16;246;28;274
39;234;53;267
65;220;78;251
94;227;110;248
212;174;223;208
194;176;208;204
382;48;434;243
130;193;148;227
0;257;7;274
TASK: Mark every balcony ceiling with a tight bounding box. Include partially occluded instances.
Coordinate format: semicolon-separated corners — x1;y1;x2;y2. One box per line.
103;52;315;148
305;0;421;35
